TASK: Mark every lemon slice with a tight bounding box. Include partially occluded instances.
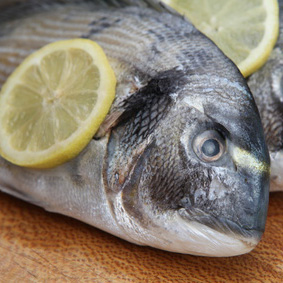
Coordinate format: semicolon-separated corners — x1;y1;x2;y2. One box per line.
0;39;116;168
162;0;279;77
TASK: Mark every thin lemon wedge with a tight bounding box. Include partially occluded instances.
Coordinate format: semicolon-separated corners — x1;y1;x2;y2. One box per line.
163;0;279;77
0;39;116;168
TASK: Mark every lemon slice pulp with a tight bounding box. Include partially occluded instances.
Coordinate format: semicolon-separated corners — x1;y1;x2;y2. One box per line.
163;0;279;77
0;39;116;168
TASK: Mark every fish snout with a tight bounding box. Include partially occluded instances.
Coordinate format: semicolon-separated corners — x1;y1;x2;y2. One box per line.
179;145;270;252
229;142;270;237
236;166;270;235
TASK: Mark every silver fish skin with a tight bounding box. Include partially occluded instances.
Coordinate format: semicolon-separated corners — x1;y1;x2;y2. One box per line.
0;0;269;257
247;0;283;192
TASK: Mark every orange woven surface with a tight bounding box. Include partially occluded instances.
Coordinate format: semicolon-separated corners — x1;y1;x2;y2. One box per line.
0;191;282;282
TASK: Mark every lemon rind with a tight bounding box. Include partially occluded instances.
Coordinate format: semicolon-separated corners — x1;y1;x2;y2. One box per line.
238;0;279;77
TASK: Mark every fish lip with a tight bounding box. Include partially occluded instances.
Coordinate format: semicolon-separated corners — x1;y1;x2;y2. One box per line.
270;150;283;190
178;208;263;247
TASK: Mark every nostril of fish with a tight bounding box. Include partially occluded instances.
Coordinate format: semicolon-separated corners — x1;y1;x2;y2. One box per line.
115;172;119;181
242;196;257;215
179;196;192;208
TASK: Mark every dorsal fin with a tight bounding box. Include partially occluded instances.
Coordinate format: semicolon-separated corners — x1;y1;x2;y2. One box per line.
0;0;178;9
0;0;182;22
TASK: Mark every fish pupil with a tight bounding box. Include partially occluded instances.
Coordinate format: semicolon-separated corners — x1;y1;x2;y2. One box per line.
201;139;220;157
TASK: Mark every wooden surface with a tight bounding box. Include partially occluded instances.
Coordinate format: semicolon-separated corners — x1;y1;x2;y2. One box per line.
0;191;282;282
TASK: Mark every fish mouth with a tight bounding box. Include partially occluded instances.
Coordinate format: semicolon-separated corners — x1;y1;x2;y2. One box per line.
178;207;262;251
270;150;283;191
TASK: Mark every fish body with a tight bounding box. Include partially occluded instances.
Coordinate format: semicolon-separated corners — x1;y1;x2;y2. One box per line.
0;0;270;256
247;0;283;192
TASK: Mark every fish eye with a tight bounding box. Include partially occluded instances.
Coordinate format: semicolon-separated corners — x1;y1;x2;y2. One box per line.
193;130;226;162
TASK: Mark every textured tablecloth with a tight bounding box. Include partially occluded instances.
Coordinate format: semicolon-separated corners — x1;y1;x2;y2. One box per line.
0;191;282;282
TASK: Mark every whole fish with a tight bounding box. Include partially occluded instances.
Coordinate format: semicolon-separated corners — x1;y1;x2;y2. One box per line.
0;0;270;257
247;0;283;192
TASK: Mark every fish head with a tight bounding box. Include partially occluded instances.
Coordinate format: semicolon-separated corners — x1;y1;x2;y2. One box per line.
105;69;270;257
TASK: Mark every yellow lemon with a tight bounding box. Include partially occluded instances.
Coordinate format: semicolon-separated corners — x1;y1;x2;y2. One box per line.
163;0;279;77
0;39;116;168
